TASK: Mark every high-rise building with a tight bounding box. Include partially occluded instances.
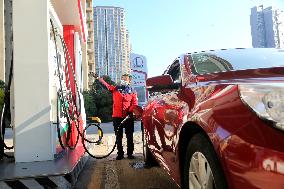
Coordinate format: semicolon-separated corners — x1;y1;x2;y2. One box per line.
93;6;131;83
124;30;131;75
250;5;284;48
86;0;95;89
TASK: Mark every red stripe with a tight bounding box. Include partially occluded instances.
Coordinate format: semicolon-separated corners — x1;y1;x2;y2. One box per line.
77;0;86;43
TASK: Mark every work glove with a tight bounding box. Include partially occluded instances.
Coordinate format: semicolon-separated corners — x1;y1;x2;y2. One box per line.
129;105;143;120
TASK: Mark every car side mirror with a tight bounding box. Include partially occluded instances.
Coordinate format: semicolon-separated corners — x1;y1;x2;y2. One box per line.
146;75;179;91
146;75;173;87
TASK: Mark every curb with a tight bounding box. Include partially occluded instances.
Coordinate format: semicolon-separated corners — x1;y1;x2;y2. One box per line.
0;155;89;189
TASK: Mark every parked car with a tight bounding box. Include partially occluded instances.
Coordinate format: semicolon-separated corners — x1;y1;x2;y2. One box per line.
141;48;284;189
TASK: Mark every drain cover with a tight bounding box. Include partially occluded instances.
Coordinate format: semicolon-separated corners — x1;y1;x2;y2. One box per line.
130;161;146;169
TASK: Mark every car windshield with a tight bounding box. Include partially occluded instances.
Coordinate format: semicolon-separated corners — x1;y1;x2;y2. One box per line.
191;48;284;75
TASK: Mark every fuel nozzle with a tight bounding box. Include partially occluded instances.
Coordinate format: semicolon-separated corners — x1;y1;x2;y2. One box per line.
129;105;143;120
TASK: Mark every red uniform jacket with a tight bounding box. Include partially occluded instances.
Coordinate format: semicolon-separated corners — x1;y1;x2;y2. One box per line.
99;78;138;118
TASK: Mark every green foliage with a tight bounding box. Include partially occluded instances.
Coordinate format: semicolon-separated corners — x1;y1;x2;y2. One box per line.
0;89;4;111
82;90;97;118
92;75;116;91
0;80;5;89
0;80;5;111
83;75;115;122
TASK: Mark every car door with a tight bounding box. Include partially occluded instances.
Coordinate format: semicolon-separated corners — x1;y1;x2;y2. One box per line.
151;59;186;171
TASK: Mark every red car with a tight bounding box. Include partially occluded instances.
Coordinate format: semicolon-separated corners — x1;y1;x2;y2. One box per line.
141;48;284;189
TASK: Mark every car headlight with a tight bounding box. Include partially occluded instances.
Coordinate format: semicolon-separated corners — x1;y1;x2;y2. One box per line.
238;84;284;130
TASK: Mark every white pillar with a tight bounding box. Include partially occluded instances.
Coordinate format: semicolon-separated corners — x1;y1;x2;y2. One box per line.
13;0;55;162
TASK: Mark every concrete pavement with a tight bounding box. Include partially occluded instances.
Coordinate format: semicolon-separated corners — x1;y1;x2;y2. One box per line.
76;121;179;189
2;122;179;189
74;156;179;189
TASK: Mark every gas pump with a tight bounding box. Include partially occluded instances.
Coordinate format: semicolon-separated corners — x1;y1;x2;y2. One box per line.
0;1;100;186
4;0;86;163
0;0;143;186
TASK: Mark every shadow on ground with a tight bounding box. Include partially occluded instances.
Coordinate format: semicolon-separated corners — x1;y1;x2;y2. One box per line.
75;155;179;189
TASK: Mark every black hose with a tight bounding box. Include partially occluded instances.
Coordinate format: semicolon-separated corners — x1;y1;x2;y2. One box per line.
59;33;83;150
56;92;67;149
61;49;132;159
61;48;80;150
59;35;81;115
84;122;103;144
82;115;131;159
50;19;79;150
0;49;14;159
50;19;130;160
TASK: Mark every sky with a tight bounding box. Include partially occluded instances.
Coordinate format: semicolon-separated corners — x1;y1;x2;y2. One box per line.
93;0;284;77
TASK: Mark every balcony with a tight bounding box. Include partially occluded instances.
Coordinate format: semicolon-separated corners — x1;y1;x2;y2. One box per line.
87;48;94;52
88;81;93;87
87;39;93;43
86;7;93;12
87;19;94;23
88;31;94;37
88;60;95;64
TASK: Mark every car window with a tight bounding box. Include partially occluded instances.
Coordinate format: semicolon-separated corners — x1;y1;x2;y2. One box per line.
191;53;233;75
165;60;181;83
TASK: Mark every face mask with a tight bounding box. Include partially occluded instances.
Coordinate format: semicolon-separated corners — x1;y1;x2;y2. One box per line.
120;80;128;86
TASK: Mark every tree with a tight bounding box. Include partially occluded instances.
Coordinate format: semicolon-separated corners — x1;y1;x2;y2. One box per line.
83;75;116;122
0;80;5;89
0;80;5;111
82;90;97;118
92;75;116;91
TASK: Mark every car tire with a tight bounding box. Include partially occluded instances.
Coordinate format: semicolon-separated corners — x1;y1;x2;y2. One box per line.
183;133;228;189
142;121;158;167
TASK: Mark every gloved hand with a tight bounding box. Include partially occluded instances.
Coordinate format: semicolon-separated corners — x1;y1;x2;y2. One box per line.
98;77;104;82
126;112;134;120
129;105;143;120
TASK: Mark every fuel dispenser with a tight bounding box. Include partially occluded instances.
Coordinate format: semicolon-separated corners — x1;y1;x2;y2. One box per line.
0;0;143;185
12;1;60;162
0;1;88;182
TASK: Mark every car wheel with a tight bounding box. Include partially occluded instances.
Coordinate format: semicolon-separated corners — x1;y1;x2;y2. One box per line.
183;133;227;189
142;121;158;167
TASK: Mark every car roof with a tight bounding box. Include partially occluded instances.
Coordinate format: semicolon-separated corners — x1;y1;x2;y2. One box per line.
182;48;284;72
184;48;284;55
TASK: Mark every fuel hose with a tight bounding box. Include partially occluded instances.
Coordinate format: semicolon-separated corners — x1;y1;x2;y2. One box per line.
83;115;131;159
0;50;14;159
51;18;129;159
50;19;79;150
